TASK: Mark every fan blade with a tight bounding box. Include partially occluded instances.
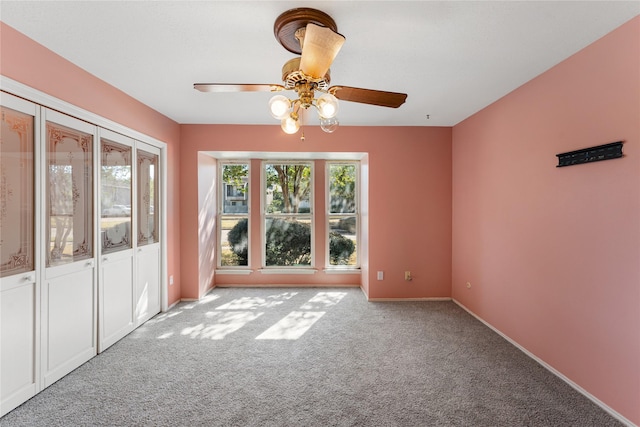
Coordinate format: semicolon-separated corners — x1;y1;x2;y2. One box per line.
329;86;407;108
194;83;285;93
299;23;345;79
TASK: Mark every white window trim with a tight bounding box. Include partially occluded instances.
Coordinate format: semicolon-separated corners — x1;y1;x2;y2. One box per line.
217;160;251;269
215;269;253;275
326;161;360;269
262;160;314;268
323;268;361;274
259;268;317;275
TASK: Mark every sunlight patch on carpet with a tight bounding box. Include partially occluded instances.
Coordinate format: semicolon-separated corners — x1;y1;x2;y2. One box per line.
148;310;183;324
183;293;221;309
255;311;325;340
299;292;347;310
215;292;298;310
180;311;264;339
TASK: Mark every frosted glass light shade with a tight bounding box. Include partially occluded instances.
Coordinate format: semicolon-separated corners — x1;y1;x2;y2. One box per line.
269;95;291;119
320;116;339;133
316;93;339;118
281;115;300;134
299;23;345;79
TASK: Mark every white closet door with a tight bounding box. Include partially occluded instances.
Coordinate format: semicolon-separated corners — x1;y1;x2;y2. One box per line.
0;93;40;416
98;129;135;352
135;142;161;325
41;109;97;388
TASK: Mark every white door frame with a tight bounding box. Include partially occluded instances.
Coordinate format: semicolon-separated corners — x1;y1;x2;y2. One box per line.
1;76;169;313
0;92;42;416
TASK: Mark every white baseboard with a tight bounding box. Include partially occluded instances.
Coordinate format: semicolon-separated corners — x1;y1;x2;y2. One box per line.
368;297;452;302
452;298;636;427
166;300;180;310
214;283;360;288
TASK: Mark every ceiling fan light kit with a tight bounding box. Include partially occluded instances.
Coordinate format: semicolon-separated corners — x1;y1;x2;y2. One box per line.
319;116;339;133
316;93;339;118
281;114;301;135
268;95;292;120
194;7;407;135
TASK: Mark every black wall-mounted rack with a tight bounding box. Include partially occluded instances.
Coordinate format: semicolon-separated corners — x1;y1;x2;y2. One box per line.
556;141;623;167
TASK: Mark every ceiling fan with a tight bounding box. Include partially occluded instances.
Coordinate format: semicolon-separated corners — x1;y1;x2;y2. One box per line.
194;7;408;134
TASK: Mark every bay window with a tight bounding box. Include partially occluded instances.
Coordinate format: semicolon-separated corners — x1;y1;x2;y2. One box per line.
263;162;313;267
219;162;250;267
217;158;360;272
327;162;358;267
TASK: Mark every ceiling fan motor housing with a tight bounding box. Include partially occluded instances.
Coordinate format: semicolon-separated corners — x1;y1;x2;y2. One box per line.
282;57;331;91
273;8;339;54
194;6;407;130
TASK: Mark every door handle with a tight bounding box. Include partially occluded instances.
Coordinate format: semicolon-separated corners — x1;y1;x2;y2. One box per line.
23;275;34;282
85;261;94;267
102;257;108;262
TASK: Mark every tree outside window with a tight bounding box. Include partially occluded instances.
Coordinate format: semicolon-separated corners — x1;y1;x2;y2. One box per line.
225;160;357;269
328;163;358;267
219;163;249;266
264;163;313;266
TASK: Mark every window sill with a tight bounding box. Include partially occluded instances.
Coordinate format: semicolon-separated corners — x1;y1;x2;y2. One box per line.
259;268;318;275
215;269;253;275
323;268;361;274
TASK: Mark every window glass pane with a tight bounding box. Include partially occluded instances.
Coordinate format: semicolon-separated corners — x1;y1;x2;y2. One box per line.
265;163;311;214
264;162;313;267
137;150;158;246
0;106;34;277
222;164;248;214
100;139;132;254
265;217;312;266
220;216;248;266
329;164;356;214
219;163;249;267
329;216;357;266
47;122;93;266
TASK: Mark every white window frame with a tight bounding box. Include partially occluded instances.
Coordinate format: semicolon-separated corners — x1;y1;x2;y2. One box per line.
326;161;360;270
261;160;314;269
217;160;250;269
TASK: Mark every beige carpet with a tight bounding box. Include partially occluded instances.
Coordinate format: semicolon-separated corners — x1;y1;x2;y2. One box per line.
1;287;621;426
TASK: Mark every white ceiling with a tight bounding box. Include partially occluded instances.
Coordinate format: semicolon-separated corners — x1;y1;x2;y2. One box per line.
1;1;638;127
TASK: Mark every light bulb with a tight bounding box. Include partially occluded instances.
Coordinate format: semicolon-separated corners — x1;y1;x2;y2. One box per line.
269;95;291;119
281;115;300;134
320;116;339;133
316;93;339;119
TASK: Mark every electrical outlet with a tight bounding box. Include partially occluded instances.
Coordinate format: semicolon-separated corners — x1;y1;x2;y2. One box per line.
377;271;384;280
466;281;471;289
405;271;412;281
170;275;174;285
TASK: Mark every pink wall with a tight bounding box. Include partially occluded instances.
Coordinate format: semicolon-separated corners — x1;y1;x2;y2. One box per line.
179;125;452;300
197;154;218;297
452;16;640;424
1;22;183;305
8;14;636;421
